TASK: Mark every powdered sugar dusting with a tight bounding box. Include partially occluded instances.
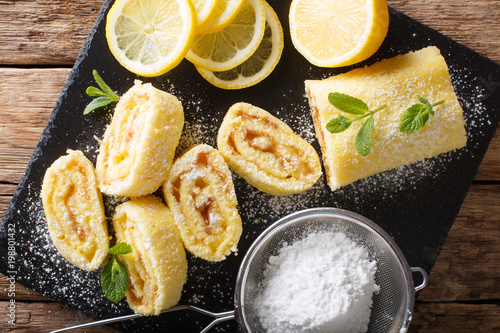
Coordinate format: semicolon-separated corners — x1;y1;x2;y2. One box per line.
255;231;379;333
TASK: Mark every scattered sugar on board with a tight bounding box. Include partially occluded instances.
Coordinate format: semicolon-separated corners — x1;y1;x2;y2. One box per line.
12;52;492;331
255;231;379;333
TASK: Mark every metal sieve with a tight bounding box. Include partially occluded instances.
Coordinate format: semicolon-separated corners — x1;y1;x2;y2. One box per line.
52;207;427;333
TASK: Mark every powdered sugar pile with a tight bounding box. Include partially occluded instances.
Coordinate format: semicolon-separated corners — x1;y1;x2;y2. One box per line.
255;231;379;333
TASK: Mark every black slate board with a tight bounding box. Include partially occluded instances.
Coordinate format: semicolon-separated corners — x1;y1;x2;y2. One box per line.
1;0;500;332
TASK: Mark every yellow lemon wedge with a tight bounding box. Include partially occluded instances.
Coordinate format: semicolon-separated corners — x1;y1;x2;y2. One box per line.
106;0;196;77
185;0;266;72
196;0;246;34
196;1;284;89
289;0;389;68
191;0;218;28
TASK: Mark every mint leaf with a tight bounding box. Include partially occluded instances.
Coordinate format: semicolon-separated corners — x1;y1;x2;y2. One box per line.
326;115;351;133
83;96;116;115
355;116;374;157
325;92;388;156
93;70;119;101
108;242;132;255
84;70;120;115
101;257;129;303
417;95;434;116
399;104;429;134
86;86;108;97
328;92;369;115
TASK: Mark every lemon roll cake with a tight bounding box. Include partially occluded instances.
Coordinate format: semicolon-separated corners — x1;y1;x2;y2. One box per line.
217;102;322;195
163;144;242;262
41;150;109;271
96;80;184;197
113;195;188;316
305;46;468;191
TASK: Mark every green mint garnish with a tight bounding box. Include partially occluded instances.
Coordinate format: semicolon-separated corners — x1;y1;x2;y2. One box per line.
100;242;131;303
107;242;132;255
326;93;386;156
84;70;120;115
328;92;369;115
326;93;445;156
355;116;375;157
326;114;352;133
399;95;444;134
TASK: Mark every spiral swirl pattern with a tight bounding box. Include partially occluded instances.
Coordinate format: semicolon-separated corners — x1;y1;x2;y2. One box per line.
163;144;242;262
218;102;322;195
41;150;108;271
113;195;187;315
96;80;184;197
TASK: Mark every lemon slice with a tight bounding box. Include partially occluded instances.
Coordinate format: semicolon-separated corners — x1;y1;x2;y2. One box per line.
106;0;196;77
196;2;283;89
196;0;246;34
191;0;218;27
186;0;266;72
289;0;389;68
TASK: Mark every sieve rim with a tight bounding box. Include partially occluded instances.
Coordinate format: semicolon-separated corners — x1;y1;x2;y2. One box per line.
233;207;417;332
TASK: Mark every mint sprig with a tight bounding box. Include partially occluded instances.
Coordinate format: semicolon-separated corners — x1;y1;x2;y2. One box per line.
325;93;445;156
84;70;120;115
355;116;375;157
326;93;387;156
101;242;132;303
399;95;444;134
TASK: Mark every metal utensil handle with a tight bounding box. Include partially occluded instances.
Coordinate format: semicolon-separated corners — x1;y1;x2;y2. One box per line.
411;266;428;292
50;305;235;333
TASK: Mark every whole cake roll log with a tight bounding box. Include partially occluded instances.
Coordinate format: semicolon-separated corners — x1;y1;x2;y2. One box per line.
217;102;322;195
113;195;187;316
96;80;184;197
305;46;467;191
41;150;109;271
163;144;242;262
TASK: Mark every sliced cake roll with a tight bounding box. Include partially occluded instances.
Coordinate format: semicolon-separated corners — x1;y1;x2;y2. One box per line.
96;80;184;197
41;150;108;271
217;102;322;195
163;144;242;262
113;195;187;316
305;46;468;191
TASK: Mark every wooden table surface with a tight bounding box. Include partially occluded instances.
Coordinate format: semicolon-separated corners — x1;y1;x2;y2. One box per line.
0;0;499;332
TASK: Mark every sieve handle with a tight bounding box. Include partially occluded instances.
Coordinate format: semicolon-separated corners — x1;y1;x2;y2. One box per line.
49;305;235;333
411;267;428;292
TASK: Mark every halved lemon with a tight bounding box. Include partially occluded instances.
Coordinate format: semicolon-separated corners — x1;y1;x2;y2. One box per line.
191;0;218;28
289;0;389;68
185;0;266;72
196;2;284;89
106;0;196;77
196;0;246;34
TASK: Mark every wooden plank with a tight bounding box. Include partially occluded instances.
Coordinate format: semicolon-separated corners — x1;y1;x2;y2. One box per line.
0;68;69;184
0;1;498;65
419;184;500;302
1;184;499;304
476;130;500;181
0;301;498;332
0;301;118;332
390;0;500;63
0;276;50;302
0;68;499;186
0;0;102;65
410;302;500;332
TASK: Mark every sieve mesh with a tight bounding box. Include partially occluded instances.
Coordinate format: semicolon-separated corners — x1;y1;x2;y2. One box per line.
234;208;414;333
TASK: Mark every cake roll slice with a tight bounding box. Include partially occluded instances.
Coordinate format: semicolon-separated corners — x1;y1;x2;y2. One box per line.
305;46;467;191
217;102;322;195
96;80;184;197
41;150;108;271
163;144;242;262
113;195;187;316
